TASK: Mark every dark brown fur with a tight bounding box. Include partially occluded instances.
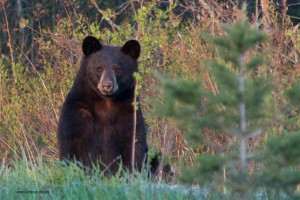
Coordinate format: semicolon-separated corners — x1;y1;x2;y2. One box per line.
57;36;148;174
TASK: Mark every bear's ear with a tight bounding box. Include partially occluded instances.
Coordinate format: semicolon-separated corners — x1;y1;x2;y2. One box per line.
82;36;102;56
121;40;141;60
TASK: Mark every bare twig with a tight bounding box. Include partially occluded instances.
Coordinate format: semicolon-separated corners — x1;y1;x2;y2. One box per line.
131;79;138;178
102;155;121;175
1;0;16;82
115;1;130;16
90;0;118;31
157;124;168;182
0;151;7;176
130;0;136;16
18;121;34;164
246;130;263;139
0;138;20;159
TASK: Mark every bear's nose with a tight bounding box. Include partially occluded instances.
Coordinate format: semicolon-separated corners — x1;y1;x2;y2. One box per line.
102;82;113;92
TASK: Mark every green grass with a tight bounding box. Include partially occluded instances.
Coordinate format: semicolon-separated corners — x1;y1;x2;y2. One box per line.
0;157;294;200
0;157;203;200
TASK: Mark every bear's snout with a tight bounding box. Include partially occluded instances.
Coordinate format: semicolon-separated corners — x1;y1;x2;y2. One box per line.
98;79;118;96
102;81;113;92
98;66;119;96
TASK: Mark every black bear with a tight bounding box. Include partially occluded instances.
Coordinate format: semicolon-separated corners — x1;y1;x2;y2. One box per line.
57;36;148;173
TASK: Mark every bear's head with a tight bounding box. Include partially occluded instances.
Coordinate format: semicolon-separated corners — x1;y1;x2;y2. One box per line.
81;36;141;100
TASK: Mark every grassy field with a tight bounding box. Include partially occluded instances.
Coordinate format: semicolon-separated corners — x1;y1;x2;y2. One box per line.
0;1;300;199
0;158;200;200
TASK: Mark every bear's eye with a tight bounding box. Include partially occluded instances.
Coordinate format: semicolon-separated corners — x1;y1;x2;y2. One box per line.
113;66;122;73
97;65;104;72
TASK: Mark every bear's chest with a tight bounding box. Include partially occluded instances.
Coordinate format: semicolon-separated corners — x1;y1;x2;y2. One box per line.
93;101;134;138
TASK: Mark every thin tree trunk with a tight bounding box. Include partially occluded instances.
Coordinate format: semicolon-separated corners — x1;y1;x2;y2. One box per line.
238;55;247;169
131;80;138;179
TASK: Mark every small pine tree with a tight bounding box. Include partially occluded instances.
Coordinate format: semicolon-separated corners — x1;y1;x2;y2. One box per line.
159;8;300;198
158;10;279;198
